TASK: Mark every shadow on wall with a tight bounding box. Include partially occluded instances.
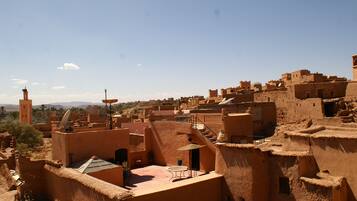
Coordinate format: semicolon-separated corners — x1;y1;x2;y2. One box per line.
313;138;357;153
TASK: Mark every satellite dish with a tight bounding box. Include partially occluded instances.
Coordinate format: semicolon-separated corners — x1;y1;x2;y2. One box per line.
59;109;73;132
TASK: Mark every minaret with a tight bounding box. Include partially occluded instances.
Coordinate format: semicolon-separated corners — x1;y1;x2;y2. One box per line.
19;87;32;124
353;55;357;81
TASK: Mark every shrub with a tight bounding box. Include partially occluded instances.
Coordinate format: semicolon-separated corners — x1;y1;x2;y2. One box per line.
0;121;43;154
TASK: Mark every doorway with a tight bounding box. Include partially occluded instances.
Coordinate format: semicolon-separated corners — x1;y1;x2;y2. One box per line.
324;102;337;117
191;149;200;171
115;149;128;165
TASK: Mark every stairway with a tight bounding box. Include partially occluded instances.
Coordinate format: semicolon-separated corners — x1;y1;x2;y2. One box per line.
192;123;217;152
199;127;217;144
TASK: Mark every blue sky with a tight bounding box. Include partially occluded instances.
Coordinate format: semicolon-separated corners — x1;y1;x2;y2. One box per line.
1;0;356;104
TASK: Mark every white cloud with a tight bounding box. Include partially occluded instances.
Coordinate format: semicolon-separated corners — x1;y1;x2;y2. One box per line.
31;82;40;86
57;63;80;71
11;78;28;85
137;63;142;67
52;86;66;90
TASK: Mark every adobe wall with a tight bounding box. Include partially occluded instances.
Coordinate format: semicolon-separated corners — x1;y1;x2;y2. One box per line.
293;82;347;100
52;129;130;166
195;102;276;138
223;114;253;143
129;133;145;152
122;122;149;134
195;113;223;134
283;133;311;152
87;166;123;186
254;90;290;106
214;143;339;201
215;144;270;201
288;98;324;122
0;154;16;170
268;153;321;201
311;137;357;200
129;151;149;169
44;165;131;201
17;156;47;200
149;121;191;166
232;93;254;103
130;173;223;201
345;82;357;101
52;130;69;165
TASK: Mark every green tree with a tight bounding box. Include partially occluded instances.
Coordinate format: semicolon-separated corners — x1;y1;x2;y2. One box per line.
0;120;43;154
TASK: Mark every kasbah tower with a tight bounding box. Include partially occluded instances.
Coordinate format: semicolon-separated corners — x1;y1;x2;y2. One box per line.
19;87;32;124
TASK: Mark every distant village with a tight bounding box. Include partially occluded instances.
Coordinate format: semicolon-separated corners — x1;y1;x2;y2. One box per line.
1;54;357;201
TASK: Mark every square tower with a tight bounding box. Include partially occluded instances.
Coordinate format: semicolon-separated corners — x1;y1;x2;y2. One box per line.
353;55;357;81
19;88;32;124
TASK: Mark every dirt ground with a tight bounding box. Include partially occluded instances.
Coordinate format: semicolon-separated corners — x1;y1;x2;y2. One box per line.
30;138;52;160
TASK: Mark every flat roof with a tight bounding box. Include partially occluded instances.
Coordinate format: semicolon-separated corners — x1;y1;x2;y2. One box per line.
126;165;205;191
286;125;357;139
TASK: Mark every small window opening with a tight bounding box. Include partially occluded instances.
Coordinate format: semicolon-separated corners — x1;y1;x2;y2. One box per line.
279;177;290;195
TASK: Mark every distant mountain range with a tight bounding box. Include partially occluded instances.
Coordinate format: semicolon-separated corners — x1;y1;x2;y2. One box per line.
0;101;103;111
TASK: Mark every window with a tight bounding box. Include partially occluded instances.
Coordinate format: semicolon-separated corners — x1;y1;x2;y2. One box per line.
279;177;290;194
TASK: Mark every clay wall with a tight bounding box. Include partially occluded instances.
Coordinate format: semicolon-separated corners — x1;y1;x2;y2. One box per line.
215;143;339;201
44;165;131;201
240;81;251;90
223;114;253;143
293;82;347;100
254;90;290;106
17;157;47;200
232;93;254;103
291;70;311;84
268;153;321;201
0;155;15;170
195;102;276;137
52;129;130;166
129;133;145;152
209;89;218;98
149;121;191;166
215;144;270;201
288;98;324;121
195;113;223;134
130;173;223;201
87;166;123;186
311;137;357;200
129;151;149;169
122;122;149;134
72;127;107;133
345;82;357;101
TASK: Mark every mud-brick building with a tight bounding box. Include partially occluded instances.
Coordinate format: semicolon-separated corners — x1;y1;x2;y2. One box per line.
254;57;357;123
